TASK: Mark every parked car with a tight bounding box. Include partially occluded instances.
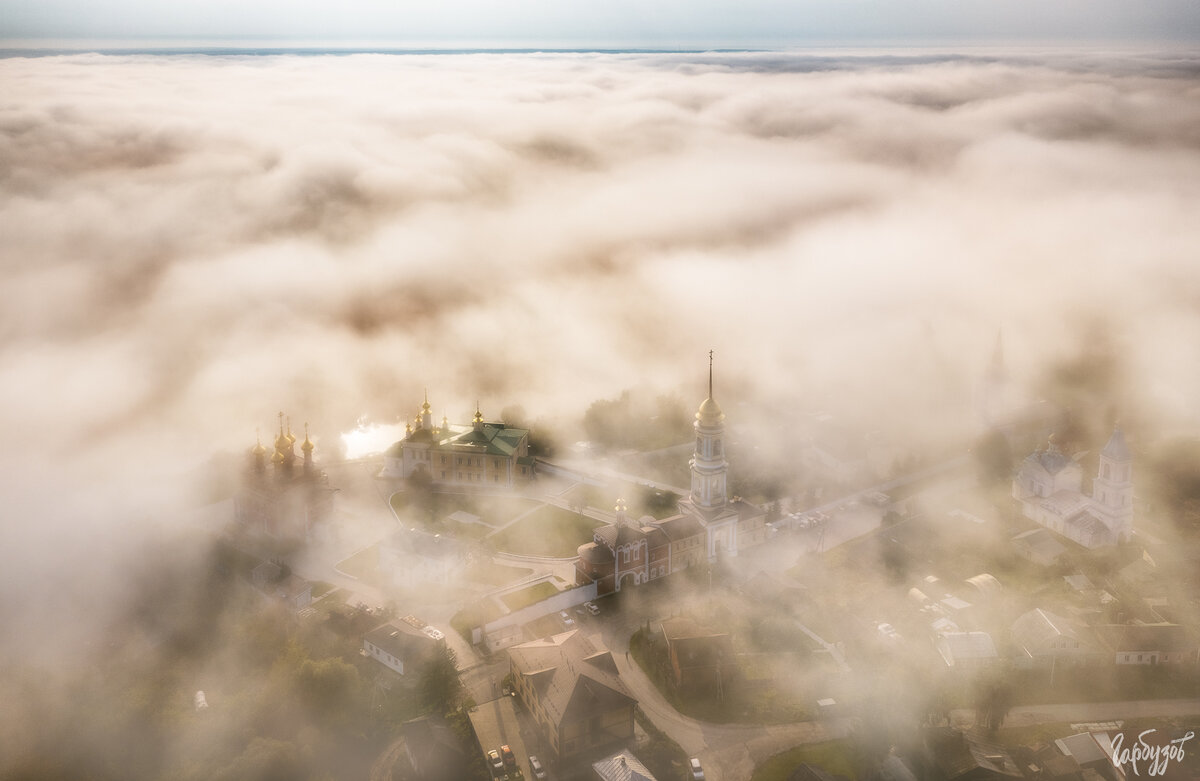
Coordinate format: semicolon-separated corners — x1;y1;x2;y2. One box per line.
501;745;516;770
422;626;444;640
559;610;575;627
487;749;504;778
689;757;705;780
585;601;600;616
529;755;547;780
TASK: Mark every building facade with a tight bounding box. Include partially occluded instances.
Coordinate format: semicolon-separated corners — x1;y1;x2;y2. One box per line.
1012;426;1133;548
381;395;533;488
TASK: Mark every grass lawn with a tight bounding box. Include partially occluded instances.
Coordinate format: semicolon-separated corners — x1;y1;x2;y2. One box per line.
501;581;561;611
310;581;336;599
751;740;863;781
490;505;599;557
464;559;533;588
334;543;379;584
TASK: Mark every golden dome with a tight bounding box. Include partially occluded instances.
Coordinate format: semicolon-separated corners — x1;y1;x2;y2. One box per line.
286;417;296;444
301;422;314;452
252;429;267;455
271;449;285;464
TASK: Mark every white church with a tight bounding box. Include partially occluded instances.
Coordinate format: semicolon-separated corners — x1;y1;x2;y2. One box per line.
1011;426;1133;549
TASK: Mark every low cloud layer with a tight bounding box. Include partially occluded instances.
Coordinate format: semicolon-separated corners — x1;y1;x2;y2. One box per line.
2;49;1200;660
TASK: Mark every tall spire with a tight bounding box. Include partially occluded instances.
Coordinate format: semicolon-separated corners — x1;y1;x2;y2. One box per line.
709;348;714;400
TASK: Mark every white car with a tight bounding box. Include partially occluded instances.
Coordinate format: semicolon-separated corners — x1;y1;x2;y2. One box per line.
422;626;445;641
559;610;575;627
529;755;547;780
585;601;600;616
689;757;705;780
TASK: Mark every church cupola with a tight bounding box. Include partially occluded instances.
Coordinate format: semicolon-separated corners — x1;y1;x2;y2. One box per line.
301;422;314;475
473;403;484;431
420;390;433;430
690;350;728;513
251;429;267;475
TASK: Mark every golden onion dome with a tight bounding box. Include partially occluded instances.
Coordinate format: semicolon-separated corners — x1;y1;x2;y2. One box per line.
286;417;296;444
271;449;285;464
252;440;267;456
301;423;314;452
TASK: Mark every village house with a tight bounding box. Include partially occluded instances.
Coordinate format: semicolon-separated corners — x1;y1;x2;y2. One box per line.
363;621;440;676
508;630;636;762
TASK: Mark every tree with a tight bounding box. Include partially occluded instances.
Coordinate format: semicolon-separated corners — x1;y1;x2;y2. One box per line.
420;644;463;715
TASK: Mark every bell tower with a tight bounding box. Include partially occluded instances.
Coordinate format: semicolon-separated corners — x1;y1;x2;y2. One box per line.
690;350;728;514
1093;424;1133;541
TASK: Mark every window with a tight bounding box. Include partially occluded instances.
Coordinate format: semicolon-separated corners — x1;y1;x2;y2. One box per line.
456;457;462;465
440;455;446;464
440;471;446;479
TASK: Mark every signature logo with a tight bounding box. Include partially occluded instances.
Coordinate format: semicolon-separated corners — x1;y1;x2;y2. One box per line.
1111;729;1193;777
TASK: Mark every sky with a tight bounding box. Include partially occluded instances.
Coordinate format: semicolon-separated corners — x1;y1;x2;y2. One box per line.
2;0;1200;46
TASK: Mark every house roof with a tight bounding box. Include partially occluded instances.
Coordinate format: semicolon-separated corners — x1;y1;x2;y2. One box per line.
578;541;614;564
1093;624;1195;653
643;527;670;550
398;421;529;457
364;621;439;665
1012;528;1068;560
936;632;997;666
594;523;646;550
1025;441;1076;476
508;630;635;729
654;513;705;541
926;729;1022;780
1055;733;1113;766
965;574;1002;598
1012;609;1090;653
592;748;657;781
